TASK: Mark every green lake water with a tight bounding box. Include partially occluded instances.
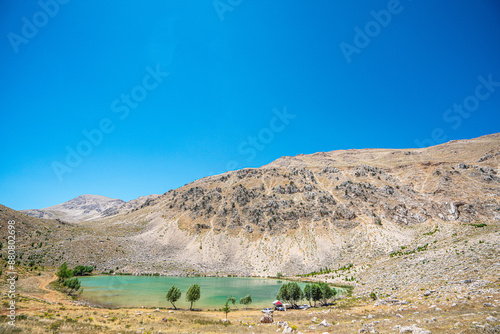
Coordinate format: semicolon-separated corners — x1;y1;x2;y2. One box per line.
79;276;316;308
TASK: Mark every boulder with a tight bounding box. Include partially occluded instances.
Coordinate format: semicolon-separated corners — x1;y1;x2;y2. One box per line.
260;315;273;323
318;319;332;327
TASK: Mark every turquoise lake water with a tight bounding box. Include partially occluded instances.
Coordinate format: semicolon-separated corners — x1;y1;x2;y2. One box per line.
79;276;314;308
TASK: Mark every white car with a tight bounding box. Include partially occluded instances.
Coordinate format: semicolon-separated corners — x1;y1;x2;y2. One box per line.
261;308;273;313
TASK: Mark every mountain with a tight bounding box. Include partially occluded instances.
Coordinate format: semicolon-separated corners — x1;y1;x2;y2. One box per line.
21;194;160;223
3;133;499;292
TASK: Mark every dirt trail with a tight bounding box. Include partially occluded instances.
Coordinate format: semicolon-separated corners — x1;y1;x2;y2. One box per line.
35;273;71;304
0;274;70;315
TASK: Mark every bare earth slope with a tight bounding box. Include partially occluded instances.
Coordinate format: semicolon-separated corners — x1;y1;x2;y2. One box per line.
2;134;499;289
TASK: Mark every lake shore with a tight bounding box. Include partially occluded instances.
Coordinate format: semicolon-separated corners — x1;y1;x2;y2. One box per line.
1;269;499;333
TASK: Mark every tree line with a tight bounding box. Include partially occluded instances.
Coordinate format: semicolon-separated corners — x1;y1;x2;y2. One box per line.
277;282;336;307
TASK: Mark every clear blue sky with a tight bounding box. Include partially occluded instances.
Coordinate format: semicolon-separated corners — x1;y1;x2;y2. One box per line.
1;0;500;210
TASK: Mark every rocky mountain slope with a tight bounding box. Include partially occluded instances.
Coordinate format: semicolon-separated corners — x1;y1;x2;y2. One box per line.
21;194;159;223
2;133;499;284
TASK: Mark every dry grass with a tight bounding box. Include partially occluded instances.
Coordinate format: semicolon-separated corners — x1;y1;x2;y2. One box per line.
1;283;498;333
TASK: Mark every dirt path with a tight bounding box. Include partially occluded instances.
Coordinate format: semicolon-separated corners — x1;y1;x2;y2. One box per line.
35;273;71;304
0;274;69;315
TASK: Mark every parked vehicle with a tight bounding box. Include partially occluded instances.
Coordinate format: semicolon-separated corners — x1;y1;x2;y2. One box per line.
261;308;273;313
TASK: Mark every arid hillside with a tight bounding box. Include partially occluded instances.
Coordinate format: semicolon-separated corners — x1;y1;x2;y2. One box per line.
2;133;499;282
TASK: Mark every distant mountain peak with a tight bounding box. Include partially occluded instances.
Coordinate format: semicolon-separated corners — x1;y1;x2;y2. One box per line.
21;194;159;223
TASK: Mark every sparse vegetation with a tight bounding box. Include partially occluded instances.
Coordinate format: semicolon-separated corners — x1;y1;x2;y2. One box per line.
423;226;439;236
390;243;428;257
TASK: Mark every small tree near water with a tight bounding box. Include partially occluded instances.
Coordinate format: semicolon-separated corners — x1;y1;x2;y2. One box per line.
227;296;237;309
186;284;200;310
166;286;181;309
303;284;313;306
311;284;322;306
222;296;237;320
56;262;72;282
239;294;252;309
63;277;81;295
276;282;303;306
72;265;93;276
318;282;336;305
222;300;231;321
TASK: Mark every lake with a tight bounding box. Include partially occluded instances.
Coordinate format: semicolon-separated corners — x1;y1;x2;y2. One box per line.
79;276;338;308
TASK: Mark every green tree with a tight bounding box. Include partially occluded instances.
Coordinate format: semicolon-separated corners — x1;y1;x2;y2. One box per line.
221;300;231;321
72;265;94;276
318;282;335;305
63;277;81;295
276;282;303;307
288;282;303;306
166;286;181;309
276;283;291;304
56;262;72;282
303;284;312;306
311;284;322;306
239;294;252;310
227;296;237;309
186;284;200;310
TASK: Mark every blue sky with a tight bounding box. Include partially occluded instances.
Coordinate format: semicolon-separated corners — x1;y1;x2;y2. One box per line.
1;0;500;210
